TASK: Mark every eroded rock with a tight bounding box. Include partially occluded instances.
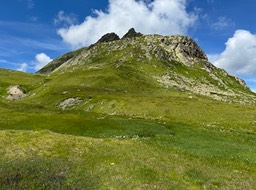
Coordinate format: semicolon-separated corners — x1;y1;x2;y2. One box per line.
58;97;82;110
234;76;249;89
6;85;26;101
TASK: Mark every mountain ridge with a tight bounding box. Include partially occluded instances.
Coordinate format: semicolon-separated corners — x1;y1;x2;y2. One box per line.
38;28;208;74
36;28;254;104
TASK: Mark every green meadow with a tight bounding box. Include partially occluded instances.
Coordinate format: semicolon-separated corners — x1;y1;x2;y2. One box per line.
1;36;256;189
1;71;256;189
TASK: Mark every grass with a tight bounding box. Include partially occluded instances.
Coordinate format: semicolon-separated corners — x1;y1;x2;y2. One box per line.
1;67;256;189
1;37;256;189
0;110;174;138
1;101;256;189
1;121;256;189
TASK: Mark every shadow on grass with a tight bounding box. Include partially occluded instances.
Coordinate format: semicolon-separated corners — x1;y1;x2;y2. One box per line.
0;157;99;190
0;110;175;139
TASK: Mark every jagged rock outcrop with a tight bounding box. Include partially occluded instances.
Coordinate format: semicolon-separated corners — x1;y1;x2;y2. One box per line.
142;35;208;66
167;36;207;60
234;76;249;89
122;28;143;39
96;32;120;43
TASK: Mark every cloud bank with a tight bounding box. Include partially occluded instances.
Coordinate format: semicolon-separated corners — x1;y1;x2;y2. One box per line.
57;0;197;48
213;30;256;76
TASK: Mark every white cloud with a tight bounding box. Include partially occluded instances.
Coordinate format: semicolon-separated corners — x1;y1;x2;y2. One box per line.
57;0;197;48
34;53;52;71
54;11;78;27
213;30;256;76
14;53;52;72
212;17;235;31
17;63;29;72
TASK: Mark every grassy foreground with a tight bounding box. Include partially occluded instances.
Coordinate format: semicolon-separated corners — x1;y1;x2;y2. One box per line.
1;106;256;189
1;59;256;189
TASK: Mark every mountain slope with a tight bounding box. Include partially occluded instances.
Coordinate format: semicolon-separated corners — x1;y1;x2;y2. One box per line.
1;28;255;129
0;69;45;101
36;29;254;105
1;29;256;189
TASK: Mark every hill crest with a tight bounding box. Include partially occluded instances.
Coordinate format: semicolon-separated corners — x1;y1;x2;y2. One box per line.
35;29;254;104
38;28;208;74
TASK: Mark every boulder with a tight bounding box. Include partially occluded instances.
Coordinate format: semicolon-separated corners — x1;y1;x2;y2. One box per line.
6;85;26;101
58;97;82;110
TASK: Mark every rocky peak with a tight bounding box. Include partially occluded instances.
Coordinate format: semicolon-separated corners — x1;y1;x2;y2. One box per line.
36;29;255;103
140;35;208;67
122;28;143;39
96;32;120;43
160;36;208;61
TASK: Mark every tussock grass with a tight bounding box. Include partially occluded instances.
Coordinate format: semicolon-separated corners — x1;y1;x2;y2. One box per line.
1;127;256;189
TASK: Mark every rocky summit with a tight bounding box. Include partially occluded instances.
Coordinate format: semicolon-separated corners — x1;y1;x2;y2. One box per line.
122;28;143;39
96;32;120;43
38;28;254;104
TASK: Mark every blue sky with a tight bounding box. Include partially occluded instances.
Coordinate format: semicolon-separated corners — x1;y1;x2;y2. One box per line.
0;0;256;90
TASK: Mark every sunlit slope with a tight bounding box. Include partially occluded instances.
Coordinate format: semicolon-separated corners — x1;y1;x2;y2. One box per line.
0;69;45;99
1;31;256;189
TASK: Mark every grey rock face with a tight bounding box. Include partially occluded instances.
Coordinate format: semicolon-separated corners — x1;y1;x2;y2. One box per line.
178;37;207;60
140;35;208;67
234;76;249;89
160;36;208;61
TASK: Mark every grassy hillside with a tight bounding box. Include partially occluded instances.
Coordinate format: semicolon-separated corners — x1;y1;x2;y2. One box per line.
1;78;256;189
0;69;45;99
1;34;256;189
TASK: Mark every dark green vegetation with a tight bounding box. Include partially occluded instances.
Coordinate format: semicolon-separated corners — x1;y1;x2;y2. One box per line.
1;33;256;189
